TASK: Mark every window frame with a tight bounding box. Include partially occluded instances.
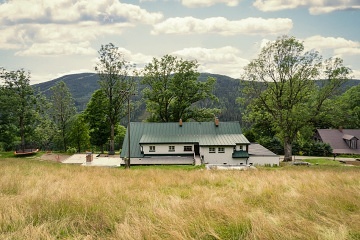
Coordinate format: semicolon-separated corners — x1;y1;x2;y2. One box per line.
169;146;175;152
149;146;156;152
184;146;192;152
218;147;225;153
209;147;216;153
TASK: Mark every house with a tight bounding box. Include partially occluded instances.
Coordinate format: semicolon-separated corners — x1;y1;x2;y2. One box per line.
315;129;360;155
120;119;279;166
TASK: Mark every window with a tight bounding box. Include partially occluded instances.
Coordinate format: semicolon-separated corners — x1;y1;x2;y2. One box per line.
149;146;155;152
184;146;192;152
169;146;175;152
218;147;225;153
209;147;216;153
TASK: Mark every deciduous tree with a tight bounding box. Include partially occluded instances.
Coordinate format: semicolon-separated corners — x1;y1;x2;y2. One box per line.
243;36;351;161
142;55;219;122
84;89;110;153
95;43;136;155
0;68;37;151
50;81;76;152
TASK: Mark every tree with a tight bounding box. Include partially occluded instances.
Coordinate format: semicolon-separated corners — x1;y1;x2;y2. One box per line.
0;68;37;151
243;36;351;161
331;84;360;128
50;81;76;152
95;43;136;155
142;54;219;122
67;114;90;153
84;89;110;153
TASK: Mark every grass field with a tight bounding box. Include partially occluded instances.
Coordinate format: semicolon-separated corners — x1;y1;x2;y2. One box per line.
0;157;359;239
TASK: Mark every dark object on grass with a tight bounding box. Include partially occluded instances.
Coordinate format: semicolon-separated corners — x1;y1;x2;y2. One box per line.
293;161;311;166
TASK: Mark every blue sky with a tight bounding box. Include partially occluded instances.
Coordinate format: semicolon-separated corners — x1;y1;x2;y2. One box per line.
0;0;359;84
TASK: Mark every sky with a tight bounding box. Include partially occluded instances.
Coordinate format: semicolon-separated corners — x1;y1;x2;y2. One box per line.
0;0;359;85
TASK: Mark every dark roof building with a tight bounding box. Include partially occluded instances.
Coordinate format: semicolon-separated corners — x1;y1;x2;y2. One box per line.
315;129;360;154
120;120;279;166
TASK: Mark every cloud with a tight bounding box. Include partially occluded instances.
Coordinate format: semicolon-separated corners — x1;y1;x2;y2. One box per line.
172;46;249;78
304;35;360;57
15;41;97;56
0;0;163;25
253;0;360;14
181;0;241;8
152;17;292;35
0;0;163;55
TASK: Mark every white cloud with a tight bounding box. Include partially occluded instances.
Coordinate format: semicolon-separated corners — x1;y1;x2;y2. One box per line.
181;0;241;8
152;17;292;35
172;46;249;78
15;41;97;56
304;35;360;57
351;69;360;79
0;0;163;25
0;0;163;55
253;0;360;14
30;69;96;85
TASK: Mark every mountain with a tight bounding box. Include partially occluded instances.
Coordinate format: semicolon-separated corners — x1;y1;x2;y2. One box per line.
33;73;360;122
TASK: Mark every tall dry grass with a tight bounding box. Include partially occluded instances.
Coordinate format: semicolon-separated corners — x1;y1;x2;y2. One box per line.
0;158;359;239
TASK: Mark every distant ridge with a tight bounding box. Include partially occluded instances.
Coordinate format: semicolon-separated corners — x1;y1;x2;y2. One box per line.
33;72;360;122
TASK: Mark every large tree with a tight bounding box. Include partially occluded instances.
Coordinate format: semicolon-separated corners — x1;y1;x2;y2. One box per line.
95;43;136;155
84;89;110;153
67;114;90;153
0;68;37;151
243;36;351;161
142;54;219;122
50;81;76;152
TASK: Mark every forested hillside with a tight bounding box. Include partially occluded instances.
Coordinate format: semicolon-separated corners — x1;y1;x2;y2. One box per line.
33;73;360;123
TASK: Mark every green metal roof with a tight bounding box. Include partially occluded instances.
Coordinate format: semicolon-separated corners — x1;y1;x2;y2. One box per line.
120;121;250;158
232;150;249;158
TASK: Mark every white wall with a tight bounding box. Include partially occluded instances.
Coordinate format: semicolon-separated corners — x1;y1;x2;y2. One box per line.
200;146;247;165
141;144;194;155
248;156;279;166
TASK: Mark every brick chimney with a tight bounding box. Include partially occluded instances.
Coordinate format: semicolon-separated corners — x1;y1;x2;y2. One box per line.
179;118;183;127
215;117;219;127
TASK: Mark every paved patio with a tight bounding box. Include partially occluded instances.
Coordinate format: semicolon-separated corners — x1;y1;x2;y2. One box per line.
62;154;122;167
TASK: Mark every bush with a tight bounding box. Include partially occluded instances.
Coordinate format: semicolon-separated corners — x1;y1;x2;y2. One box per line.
66;147;77;154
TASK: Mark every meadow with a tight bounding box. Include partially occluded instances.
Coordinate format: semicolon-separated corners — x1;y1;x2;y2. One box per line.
0;156;359;239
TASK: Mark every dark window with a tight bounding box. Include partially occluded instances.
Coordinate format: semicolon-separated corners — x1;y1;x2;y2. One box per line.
169;146;175;152
184;146;192;151
218;147;225;153
149;146;155;152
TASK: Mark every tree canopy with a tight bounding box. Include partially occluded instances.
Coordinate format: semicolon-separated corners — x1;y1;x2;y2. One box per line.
141;54;219;122
242;36;352;161
95;43;136;155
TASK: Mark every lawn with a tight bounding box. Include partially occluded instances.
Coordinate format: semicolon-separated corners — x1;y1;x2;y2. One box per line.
0;157;359;239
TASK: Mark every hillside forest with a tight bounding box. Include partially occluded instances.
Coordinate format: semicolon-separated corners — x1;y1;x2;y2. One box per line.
0;36;359;158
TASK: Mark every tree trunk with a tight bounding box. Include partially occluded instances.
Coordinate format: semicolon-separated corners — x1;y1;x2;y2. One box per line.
109;123;115;155
20;116;25;151
284;137;293;162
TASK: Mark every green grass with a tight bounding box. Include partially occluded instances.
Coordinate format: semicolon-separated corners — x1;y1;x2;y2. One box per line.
0;157;359;239
303;158;343;166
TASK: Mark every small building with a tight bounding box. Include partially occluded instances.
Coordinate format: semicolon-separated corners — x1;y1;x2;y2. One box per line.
120;119;279;166
315;129;360;155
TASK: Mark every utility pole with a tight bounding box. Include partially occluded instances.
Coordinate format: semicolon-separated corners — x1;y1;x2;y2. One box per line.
127;95;131;169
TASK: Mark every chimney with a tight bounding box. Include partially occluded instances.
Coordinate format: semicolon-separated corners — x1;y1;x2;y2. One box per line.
215;117;219;127
179;119;183;127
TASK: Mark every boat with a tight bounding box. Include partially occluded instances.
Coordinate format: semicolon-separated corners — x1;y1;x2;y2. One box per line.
14;149;39;156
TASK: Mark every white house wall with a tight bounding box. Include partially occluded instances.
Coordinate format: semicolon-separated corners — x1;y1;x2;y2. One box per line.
141;144;194;155
200;146;246;165
248;156;279;166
